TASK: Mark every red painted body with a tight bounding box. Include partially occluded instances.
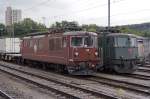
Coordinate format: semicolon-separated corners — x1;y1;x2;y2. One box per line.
21;31;102;75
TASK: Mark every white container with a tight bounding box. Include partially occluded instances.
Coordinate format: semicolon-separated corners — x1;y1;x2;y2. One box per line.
0;38;20;53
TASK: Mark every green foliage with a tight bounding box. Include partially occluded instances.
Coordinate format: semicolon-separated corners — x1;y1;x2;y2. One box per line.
119;26;150;37
51;21;79;29
13;18;47;37
82;24;99;32
1;19;150;37
1;18;47;37
118;22;150;37
0;23;8;36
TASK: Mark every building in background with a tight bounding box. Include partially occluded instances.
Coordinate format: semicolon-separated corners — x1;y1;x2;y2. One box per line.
12;9;22;24
5;7;12;26
5;7;22;26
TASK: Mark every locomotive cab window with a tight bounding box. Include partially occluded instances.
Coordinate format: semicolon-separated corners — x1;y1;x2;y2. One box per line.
71;37;83;47
71;36;97;47
130;37;137;47
115;37;128;47
84;36;93;47
115;36;137;47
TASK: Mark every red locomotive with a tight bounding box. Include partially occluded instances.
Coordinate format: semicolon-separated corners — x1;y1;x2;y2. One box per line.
20;30;102;75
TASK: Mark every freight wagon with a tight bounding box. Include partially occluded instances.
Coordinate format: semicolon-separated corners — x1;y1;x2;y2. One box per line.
136;36;150;63
0;38;21;61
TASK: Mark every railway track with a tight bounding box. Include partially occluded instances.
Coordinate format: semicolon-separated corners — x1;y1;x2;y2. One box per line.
138;67;150;73
0;62;147;99
87;77;150;97
0;62;148;99
133;71;150;79
0;63;120;99
121;66;150;80
141;64;150;68
94;73;150;97
124;72;150;80
0;90;13;99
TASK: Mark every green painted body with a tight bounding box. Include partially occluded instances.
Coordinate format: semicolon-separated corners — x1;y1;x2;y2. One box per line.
113;47;138;59
98;33;139;73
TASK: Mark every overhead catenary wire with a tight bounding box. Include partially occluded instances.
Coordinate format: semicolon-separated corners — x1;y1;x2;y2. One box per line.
71;0;105;9
21;0;150;27
22;0;126;18
21;0;126;26
10;0;150;26
46;0;126;20
23;0;53;11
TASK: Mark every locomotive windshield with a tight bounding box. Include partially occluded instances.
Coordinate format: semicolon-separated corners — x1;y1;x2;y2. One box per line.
84;36;93;47
71;36;97;47
114;37;137;47
71;37;83;46
130;37;137;47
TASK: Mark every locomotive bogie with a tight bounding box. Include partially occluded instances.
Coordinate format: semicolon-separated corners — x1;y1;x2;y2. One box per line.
105;59;138;73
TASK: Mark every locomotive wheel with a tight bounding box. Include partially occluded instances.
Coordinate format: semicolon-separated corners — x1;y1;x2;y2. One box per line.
114;65;124;73
56;65;65;73
113;64;136;74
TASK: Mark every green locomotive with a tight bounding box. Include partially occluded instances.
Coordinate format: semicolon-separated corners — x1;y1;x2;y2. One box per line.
98;33;139;73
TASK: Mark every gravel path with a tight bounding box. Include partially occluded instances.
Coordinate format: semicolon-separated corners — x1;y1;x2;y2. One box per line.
0;71;58;99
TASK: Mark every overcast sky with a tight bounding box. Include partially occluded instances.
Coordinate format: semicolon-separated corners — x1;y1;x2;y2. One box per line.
0;0;150;27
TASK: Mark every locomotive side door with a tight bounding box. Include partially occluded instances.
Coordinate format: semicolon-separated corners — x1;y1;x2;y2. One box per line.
103;36;115;65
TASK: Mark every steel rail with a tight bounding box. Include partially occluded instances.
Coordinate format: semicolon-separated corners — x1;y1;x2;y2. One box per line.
87;76;150;96
0;64;118;99
133;72;150;79
95;73;150;91
138;68;150;73
124;74;150;80
0;90;13;99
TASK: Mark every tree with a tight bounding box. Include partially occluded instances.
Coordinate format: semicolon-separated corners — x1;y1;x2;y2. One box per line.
0;23;7;36
13;18;47;37
82;24;101;32
51;21;79;29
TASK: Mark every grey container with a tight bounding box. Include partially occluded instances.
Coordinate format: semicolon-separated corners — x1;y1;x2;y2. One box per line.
0;38;20;53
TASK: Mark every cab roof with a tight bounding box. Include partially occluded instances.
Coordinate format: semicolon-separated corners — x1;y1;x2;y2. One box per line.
25;31;97;37
63;31;97;36
107;33;137;37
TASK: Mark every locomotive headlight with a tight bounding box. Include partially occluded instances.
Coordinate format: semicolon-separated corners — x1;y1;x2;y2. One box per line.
120;56;124;59
95;52;98;56
75;52;79;56
92;64;95;67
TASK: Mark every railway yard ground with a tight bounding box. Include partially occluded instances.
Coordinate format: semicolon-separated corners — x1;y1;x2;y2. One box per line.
0;61;150;99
